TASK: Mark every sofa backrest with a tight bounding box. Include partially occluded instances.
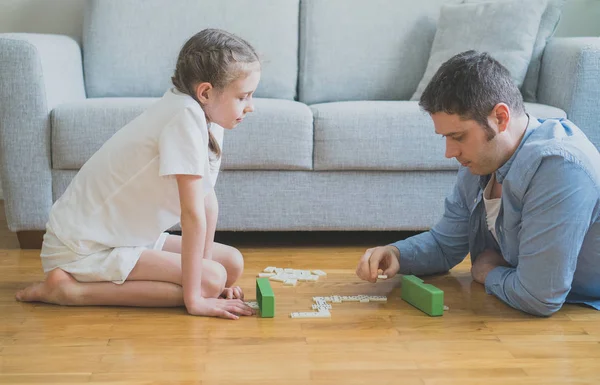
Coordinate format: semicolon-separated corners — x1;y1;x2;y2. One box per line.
298;0;462;105
83;0;299;100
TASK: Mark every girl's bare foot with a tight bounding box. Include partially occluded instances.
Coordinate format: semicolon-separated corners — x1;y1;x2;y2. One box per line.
15;268;80;306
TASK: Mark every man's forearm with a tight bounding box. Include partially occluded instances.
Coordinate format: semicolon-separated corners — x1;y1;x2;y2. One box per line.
471;249;511;284
392;229;468;276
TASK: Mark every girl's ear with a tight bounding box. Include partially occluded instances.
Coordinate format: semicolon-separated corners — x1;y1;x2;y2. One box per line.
195;82;213;104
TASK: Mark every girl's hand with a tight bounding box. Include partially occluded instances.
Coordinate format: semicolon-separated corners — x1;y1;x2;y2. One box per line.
187;297;254;319
220;286;244;300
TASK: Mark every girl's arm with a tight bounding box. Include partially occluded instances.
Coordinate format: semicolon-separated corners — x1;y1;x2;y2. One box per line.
176;174;207;311
176;174;253;319
203;188;218;260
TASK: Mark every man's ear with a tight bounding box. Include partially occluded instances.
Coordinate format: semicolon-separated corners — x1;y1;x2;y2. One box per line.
490;103;511;133
195;82;213;104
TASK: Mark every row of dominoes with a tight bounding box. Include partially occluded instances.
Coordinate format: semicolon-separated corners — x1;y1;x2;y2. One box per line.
290;309;331;318
312;295;388;303
258;267;327;286
289;294;389;318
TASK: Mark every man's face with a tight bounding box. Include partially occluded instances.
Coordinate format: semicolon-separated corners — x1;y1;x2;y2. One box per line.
431;112;503;175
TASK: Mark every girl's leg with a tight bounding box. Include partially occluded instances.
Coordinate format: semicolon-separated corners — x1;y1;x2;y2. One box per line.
16;248;227;306
16;268;184;307
162;235;244;287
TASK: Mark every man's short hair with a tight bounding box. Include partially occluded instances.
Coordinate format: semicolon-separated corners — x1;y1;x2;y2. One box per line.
419;50;526;138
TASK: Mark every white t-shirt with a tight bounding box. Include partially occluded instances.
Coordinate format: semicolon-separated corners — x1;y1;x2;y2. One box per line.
483;173;501;242
48;88;224;255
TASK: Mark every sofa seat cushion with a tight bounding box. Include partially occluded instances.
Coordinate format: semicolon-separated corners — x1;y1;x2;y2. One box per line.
52;97;313;171
312;101;566;171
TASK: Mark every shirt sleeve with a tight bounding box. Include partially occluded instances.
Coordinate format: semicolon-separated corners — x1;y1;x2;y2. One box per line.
485;156;598;316
158;107;209;177
392;168;471;275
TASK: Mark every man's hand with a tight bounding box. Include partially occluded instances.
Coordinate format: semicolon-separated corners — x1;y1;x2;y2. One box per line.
356;245;400;283
220;286;244;300
471;249;511;284
186;296;254;320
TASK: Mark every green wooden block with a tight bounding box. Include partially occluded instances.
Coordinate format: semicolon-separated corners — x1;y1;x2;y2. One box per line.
401;275;444;316
256;278;275;318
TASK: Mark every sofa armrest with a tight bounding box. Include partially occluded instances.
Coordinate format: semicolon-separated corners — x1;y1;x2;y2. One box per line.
538;37;600;149
0;33;86;231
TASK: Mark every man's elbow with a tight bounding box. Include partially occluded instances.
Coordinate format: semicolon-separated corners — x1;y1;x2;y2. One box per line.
523;298;564;317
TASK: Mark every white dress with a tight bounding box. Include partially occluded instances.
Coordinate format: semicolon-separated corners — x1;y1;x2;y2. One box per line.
40;88;223;283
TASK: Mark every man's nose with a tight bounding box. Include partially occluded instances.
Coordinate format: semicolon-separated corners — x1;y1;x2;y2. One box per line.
445;138;459;159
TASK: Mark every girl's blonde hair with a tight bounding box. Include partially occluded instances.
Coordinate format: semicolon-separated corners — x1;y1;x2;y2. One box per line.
172;29;260;158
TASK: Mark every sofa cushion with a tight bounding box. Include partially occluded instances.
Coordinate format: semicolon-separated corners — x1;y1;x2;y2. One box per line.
51;98;313;171
464;0;565;103
298;0;464;105
312;101;566;171
52;169;458;231
83;0;299;100
524;102;567;120
411;0;547;101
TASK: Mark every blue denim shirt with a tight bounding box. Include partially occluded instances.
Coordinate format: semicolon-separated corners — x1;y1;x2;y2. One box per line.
393;117;600;316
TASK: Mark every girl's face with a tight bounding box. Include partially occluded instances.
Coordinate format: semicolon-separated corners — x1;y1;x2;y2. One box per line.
202;69;261;129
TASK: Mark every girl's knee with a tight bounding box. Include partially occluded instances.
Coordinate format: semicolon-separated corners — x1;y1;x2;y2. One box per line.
201;260;227;298
224;248;244;284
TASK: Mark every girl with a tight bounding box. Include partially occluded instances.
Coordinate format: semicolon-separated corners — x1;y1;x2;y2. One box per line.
16;29;261;320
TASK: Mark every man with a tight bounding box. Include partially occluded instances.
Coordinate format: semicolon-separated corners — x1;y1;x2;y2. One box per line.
356;51;600;316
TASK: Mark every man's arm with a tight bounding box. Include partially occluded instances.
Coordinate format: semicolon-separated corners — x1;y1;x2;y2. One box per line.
484;156;598;316
203;188;218;260
391;169;472;275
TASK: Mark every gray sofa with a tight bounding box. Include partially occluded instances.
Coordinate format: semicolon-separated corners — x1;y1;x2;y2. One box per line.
1;0;599;248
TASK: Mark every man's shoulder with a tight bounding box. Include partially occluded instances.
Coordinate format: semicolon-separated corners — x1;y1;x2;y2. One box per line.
517;118;599;175
507;118;600;196
523;118;597;159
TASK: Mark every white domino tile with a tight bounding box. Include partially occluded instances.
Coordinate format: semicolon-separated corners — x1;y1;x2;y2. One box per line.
290;310;331;319
269;275;286;282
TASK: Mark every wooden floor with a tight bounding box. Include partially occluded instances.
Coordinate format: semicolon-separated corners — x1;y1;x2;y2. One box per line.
1;205;600;384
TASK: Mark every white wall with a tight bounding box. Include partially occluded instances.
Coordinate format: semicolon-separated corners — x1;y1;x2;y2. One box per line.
0;0;598;39
555;0;600;37
0;0;599;200
0;0;84;41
